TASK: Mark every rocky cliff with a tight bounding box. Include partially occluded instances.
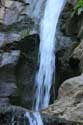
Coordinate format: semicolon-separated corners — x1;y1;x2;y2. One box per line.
0;0;83;125
0;0;42;110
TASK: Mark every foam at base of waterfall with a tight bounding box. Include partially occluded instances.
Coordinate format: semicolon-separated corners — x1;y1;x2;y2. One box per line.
25;112;43;125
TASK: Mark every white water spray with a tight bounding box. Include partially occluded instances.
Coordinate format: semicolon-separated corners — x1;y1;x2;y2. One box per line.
25;112;43;125
25;0;66;124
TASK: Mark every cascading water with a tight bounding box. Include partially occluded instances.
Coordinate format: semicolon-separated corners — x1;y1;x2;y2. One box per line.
25;0;66;124
25;112;43;125
34;0;66;111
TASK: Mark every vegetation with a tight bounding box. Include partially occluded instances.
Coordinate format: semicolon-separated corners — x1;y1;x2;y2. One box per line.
74;0;83;14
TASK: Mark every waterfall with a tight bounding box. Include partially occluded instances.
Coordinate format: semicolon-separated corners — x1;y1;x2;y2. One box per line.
25;0;66;124
34;0;66;111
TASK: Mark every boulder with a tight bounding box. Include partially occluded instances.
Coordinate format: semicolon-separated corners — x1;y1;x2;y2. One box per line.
43;74;83;123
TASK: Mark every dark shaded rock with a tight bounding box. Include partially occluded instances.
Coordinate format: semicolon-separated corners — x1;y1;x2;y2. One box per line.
55;31;80;97
16;57;36;109
15;34;39;109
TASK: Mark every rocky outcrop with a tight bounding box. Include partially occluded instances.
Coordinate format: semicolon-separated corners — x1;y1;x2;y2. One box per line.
0;0;40;109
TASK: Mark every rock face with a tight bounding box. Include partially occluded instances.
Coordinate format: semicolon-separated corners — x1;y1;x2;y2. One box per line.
0;0;41;110
0;50;20;107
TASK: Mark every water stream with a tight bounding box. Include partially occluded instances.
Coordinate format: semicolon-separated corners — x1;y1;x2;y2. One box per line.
25;0;66;124
25;112;43;125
